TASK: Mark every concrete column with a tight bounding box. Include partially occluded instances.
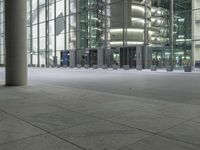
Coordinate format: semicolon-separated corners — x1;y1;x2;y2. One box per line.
5;0;27;86
69;51;76;68
98;49;103;68
142;46;152;69
136;46;143;66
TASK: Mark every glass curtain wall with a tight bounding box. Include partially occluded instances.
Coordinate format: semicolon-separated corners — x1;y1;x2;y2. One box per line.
151;0;170;68
151;0;192;68
0;0;197;69
76;0;107;66
174;0;192;67
27;0;107;67
27;0;78;66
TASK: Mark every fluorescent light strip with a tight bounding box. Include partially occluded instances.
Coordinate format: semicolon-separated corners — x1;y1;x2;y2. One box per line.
131;17;145;24
110;41;123;45
110;29;123;32
110;28;154;35
110;28;144;32
110;41;143;45
131;5;145;12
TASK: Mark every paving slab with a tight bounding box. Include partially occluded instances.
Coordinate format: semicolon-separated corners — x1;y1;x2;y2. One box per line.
0;112;45;145
53;120;150;150
108;111;185;133
159;121;200;146
0;68;200;149
0;134;83;150
119;135;200;150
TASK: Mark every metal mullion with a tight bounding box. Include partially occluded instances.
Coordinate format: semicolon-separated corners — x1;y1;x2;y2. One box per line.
104;0;108;65
125;0;127;46
45;0;49;66
171;0;174;67
30;0;33;65
88;0;91;48
54;0;57;65
144;0;148;69
122;0;125;46
37;0;40;66
75;0;79;66
64;0;67;52
68;0;71;51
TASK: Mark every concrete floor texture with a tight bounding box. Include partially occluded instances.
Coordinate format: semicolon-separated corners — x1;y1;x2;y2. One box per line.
0;68;200;150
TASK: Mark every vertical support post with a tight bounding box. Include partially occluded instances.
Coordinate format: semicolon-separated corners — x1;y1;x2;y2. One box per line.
104;0;108;65
69;51;76;68
123;0;125;46
54;0;57;65
76;0;80;66
97;49;103;68
45;0;49;66
37;0;40;67
122;0;128;46
144;0;148;69
170;0;174;68
5;0;27;86
30;0;33;65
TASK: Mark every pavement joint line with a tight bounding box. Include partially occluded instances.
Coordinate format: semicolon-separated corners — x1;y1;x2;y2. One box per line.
154;118;195;137
118;134;156;150
134;109;195;121
47;103;200;147
119;118;200;149
118;131;200;150
1;68;200;148
1;86;199;118
0;133;47;147
156;133;200;147
35;82;199;108
0;108;88;150
44;96;188;123
47;103;159;135
154;118;200;147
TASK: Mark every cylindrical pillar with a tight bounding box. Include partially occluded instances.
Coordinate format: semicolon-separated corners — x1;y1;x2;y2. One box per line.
5;0;27;86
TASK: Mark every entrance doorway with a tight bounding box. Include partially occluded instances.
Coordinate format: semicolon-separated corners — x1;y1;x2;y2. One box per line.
152;50;166;68
61;51;70;67
120;47;137;68
85;49;98;67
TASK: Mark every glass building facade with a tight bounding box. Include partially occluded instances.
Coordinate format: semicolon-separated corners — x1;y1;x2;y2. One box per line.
0;0;199;69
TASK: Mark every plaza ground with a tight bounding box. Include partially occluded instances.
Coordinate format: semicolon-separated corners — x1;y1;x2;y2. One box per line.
0;68;200;150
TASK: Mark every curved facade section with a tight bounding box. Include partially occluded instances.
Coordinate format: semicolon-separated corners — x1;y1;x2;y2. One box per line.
110;0;169;47
110;0;151;46
150;6;169;46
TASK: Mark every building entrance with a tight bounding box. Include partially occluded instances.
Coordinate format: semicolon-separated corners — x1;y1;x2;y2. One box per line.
152;49;168;68
120;47;137;68
85;49;98;67
61;51;70;67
